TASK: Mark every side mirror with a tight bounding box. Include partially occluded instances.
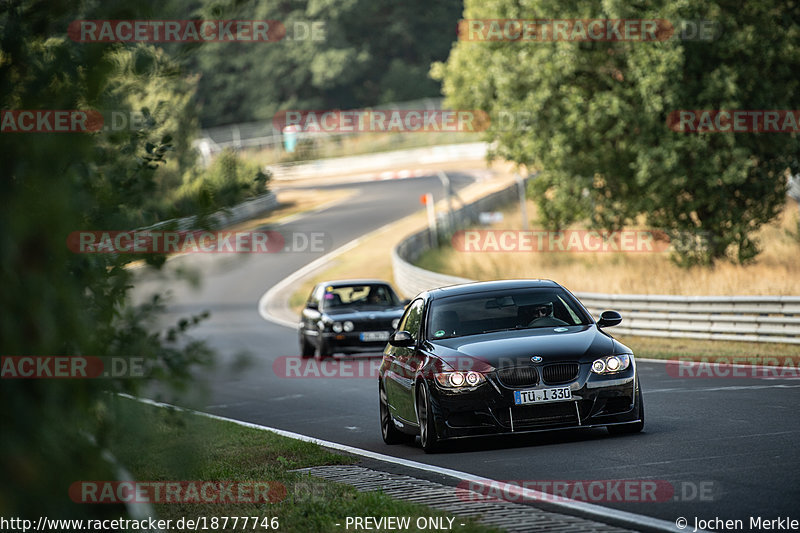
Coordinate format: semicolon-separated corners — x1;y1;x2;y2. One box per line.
597;310;622;328
306;302;318;310
389;330;416;347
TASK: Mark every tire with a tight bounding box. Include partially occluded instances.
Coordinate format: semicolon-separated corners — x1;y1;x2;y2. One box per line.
416;380;442;453
314;339;331;360
379;385;405;445
300;335;314;358
608;387;644;435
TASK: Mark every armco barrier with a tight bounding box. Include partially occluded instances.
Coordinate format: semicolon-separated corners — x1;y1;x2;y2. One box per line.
143;192;277;232
391;187;800;345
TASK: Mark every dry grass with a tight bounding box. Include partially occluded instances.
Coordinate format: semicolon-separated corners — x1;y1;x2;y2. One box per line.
417;200;800;296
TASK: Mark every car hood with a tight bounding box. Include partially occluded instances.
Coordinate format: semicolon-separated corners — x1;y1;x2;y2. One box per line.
428;325;625;370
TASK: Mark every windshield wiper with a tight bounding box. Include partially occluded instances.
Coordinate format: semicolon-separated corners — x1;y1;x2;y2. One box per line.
481;326;521;334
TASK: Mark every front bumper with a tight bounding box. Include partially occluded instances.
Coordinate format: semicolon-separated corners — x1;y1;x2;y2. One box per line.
320;331;392;354
427;363;641;440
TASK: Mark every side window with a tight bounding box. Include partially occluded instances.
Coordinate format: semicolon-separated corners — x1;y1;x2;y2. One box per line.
557;296;581;324
399;299;424;339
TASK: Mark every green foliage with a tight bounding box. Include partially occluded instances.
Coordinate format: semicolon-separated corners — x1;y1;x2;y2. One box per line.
0;0;219;519
188;0;463;126
169;148;271;217
433;0;800;265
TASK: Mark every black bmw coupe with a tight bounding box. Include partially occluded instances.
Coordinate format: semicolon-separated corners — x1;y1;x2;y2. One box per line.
378;279;644;452
299;280;408;359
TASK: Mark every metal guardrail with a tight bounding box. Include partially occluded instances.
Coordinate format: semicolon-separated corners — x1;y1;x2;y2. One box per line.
391;184;800;344
142;192;278;232
198;97;444;154
268;143;488;181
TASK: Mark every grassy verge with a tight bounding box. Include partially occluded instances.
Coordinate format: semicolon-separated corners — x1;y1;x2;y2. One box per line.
107;397;499;533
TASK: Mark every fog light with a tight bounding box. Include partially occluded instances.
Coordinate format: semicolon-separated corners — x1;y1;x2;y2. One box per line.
332;322;343;333
607;356;621;371
466;371;480;385
343;321;354;332
592;359;606;374
449;372;465;387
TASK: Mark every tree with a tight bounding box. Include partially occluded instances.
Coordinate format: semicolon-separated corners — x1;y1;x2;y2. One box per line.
189;0;463;127
1;0;214;519
433;0;800;265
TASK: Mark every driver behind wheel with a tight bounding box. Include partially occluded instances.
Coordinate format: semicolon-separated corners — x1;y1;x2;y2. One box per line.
520;299;567;327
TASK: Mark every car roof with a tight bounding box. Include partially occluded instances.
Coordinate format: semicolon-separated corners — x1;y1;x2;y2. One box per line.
425;279;562;300
316;279;395;288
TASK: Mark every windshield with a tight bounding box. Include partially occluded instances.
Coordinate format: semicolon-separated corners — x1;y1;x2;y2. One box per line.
321;284;400;310
427;288;591;340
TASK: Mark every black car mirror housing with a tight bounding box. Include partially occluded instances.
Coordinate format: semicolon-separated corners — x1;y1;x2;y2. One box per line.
597;310;622;328
389;330;415;347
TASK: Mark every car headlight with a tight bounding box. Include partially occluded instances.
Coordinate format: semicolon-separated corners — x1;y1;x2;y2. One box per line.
332;322;343;333
343;321;354;332
391;318;400;330
591;354;631;375
434;371;485;389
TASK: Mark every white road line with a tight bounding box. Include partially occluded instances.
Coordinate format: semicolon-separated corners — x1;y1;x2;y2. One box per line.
119;393;685;533
257;221;399;329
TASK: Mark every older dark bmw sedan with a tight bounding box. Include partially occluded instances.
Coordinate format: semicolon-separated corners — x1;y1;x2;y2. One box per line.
299;280;408;359
378;279;644;452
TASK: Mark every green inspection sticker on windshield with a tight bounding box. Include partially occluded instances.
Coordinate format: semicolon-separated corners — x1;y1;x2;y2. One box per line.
434;330;445;337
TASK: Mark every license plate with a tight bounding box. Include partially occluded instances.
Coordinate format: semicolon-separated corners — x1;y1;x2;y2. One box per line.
514;386;572;405
360;331;390;342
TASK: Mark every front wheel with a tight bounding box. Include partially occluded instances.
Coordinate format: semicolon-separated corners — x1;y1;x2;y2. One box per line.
416;381;442;453
314;339;331;360
300;334;314;358
608;387;644;435
379;385;406;444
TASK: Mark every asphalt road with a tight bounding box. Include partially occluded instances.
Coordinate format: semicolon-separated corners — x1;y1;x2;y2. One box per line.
133;173;800;529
